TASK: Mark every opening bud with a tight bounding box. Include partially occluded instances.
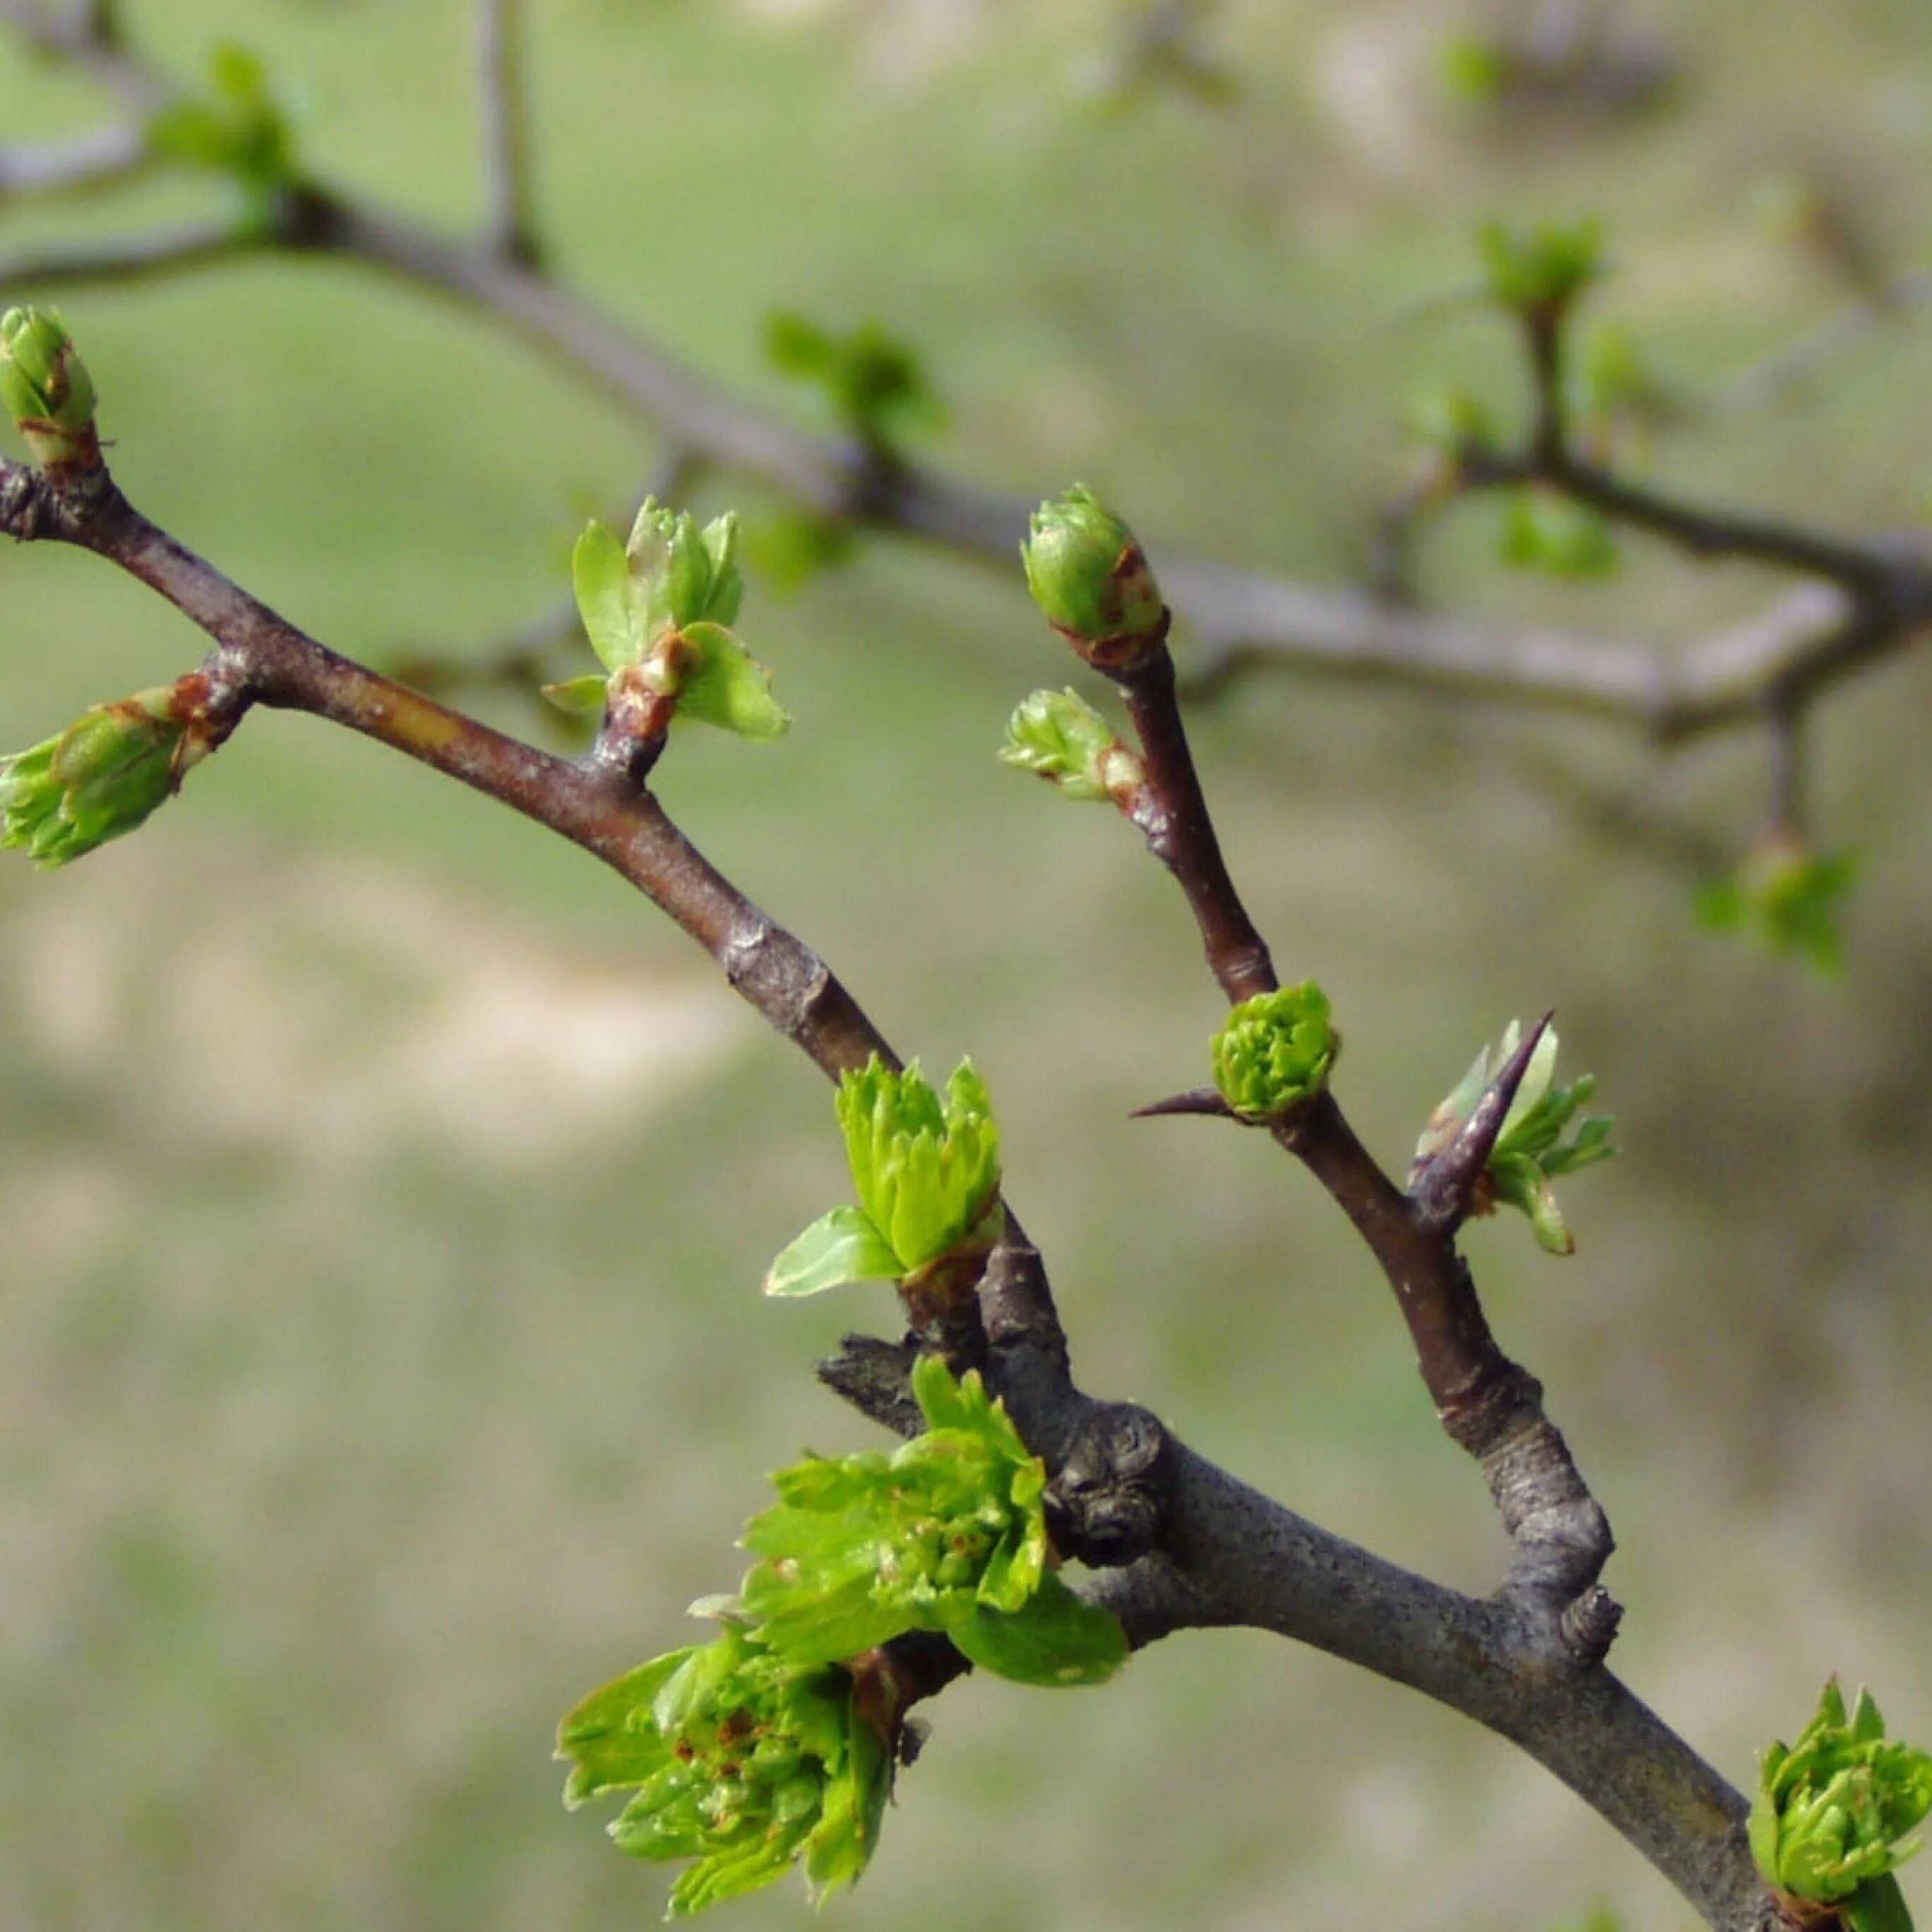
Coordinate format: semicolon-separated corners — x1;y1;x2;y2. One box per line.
1211;983;1336;1119
999;687;1142;803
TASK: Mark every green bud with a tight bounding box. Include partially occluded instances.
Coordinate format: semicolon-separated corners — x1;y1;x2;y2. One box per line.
1407;383;1496;456
1211;983;1336;1119
0;307;100;472
1476;216;1605;315
559;1617;892;1915
1752;1680;1932;1924
999;687;1142;802
1;682;211;868
1500;488;1619;578
740;1355;1127;1687
1697;839;1857;977
1412;1021;1617;1255
1022;486;1166;658
838;1057;1002;1274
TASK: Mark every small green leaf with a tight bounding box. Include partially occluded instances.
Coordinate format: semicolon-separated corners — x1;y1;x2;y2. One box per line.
674;621;790;741
762;1205;902;1298
1846;1873;1918;1932
572;520;644;673
539;674;610;716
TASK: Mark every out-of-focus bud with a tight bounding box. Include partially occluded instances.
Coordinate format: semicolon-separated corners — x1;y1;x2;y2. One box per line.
0;307;102;474
1021;487;1167;663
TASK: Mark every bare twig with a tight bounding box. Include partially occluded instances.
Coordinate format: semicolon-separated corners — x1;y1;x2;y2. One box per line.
1092;606;1615;1633
1105;632;1276;1002
475;0;540;267
0;122;146;201
0;216;256;289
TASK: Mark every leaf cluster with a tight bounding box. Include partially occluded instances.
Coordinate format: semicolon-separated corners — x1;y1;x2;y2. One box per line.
1751;1680;1932;1932
552;501;788;742
741;1355;1127;1687
1697;842;1858;977
764;1057;1002;1298
1477;216;1605;315
764;311;943;447
559;1620;890;1917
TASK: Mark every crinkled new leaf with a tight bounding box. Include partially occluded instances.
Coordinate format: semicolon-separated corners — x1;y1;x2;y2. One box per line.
558;1618;890;1917
1751;1678;1932;1925
1211;982;1336;1119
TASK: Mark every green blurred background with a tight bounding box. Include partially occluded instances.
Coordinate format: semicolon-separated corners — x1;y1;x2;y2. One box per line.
4;2;1932;1928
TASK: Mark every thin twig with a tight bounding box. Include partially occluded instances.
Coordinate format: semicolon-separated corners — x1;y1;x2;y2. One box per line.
0;217;255;290
0;123;147;201
475;0;540;267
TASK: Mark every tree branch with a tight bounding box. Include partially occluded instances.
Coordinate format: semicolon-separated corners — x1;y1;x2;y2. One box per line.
1100;613;1614;1634
0;441;1781;1932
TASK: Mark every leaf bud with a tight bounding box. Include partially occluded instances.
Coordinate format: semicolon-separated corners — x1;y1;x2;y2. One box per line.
0;680;214;868
0;306;101;473
1021;486;1167;663
1210;983;1337;1119
999;687;1142;802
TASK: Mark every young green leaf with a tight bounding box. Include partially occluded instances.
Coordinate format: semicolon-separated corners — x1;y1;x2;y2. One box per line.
572;519;646;673
953;1572;1131;1687
673;621;790;741
762;1205;903;1298
1412;1020;1617;1255
539;674;610;717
